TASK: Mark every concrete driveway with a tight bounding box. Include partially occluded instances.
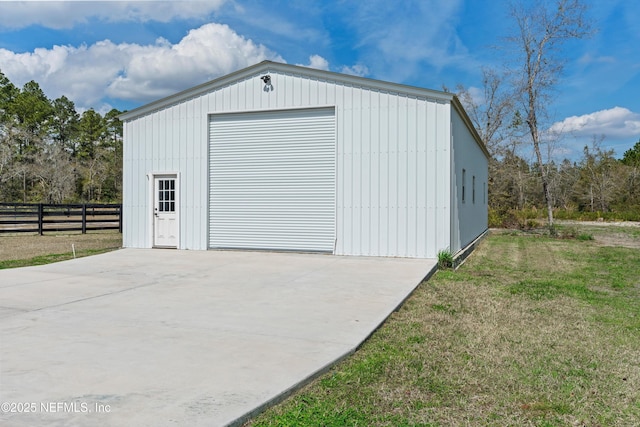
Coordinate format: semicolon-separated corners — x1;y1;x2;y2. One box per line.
0;249;436;426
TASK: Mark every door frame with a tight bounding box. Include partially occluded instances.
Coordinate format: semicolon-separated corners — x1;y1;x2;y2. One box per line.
148;172;180;248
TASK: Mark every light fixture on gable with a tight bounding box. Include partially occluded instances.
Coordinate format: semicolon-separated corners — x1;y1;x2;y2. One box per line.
260;75;273;92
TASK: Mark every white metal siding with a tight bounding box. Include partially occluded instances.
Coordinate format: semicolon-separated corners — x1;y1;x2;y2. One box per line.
334;91;452;258
209;108;336;252
451;108;488;253
121;104;208;250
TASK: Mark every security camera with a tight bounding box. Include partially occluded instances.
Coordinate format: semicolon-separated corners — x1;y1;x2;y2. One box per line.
260;75;271;84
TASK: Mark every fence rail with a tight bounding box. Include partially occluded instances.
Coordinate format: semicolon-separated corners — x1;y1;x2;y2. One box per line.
0;203;122;234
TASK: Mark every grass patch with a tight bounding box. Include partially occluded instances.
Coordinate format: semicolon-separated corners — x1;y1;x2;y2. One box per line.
0;232;121;268
437;248;454;269
576;232;594;241
246;230;640;427
0;248;117;269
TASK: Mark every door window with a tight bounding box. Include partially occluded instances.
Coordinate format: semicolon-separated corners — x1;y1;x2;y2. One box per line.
158;179;175;212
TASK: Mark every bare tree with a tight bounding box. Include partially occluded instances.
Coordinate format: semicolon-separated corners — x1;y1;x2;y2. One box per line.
506;0;591;231
32;142;75;203
456;68;521;220
456;67;514;157
576;137;623;213
550;158;580;210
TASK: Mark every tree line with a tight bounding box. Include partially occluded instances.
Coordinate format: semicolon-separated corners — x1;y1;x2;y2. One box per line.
2;64;639;222
0;71;122;204
488;138;640;224
1;0;639;224
458;65;640;224
454;0;640;226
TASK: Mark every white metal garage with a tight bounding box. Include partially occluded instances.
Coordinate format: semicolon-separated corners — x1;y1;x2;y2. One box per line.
120;60;489;258
208;108;336;252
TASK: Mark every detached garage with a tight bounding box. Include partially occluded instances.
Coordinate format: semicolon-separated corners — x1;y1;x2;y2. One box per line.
120;61;488;258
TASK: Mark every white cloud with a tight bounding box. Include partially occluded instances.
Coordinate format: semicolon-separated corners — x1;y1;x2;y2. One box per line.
109;23;283;101
0;42;123;106
340;64;369;77
0;23;283;108
0;1;229;29
294;56;371;78
228;4;327;47
341;0;472;81
550;107;640;139
578;53;616;65
296;55;329;71
465;86;485;106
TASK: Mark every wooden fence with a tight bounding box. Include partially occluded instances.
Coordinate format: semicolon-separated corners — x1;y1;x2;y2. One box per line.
0;203;122;234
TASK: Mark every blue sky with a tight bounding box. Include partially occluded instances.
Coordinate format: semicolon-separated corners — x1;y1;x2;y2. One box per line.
0;0;638;160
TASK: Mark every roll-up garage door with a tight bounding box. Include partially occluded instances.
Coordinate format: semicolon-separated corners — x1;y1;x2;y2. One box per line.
209;108;336;252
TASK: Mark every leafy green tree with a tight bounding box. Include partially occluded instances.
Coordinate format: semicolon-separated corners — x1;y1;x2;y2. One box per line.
104;108;123;147
51;96;80;154
12;81;53;138
620;140;640;207
75;108;125;201
0;71;20;200
101;108;124;201
0;70;19;125
0;72;124;203
5;81;54;201
77;109;105;160
621;140;640;167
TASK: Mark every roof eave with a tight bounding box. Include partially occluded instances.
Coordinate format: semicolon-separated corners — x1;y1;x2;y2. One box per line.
451;95;491;159
119;61;271;121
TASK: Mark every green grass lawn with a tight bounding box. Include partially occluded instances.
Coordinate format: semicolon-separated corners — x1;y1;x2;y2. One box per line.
0;247;118;269
0;232;122;269
246;229;640;426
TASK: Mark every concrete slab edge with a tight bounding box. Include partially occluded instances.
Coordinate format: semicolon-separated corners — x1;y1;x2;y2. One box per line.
224;263;438;427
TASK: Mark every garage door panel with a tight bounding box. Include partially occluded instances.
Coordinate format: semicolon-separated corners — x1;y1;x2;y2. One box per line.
209;108;336;252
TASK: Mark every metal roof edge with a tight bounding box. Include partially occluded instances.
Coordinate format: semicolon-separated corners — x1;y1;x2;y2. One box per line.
119;60;456;121
451;95;490;159
119;61;271;121
265;61;455;102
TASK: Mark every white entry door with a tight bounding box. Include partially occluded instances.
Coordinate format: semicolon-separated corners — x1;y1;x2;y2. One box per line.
153;175;178;248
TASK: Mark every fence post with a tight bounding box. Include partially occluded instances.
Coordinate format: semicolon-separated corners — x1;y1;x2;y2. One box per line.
118;204;123;233
82;204;87;234
38;203;44;235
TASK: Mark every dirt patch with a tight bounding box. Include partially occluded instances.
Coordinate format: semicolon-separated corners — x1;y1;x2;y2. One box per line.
557;220;640;228
492;223;640;249
0;232;122;261
594;233;640;249
556;221;640;249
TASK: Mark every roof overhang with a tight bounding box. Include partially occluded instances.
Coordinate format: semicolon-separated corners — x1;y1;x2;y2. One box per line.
451;95;490;159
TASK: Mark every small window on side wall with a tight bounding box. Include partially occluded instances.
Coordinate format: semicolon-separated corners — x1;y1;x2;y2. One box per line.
472;175;476;204
462;169;466;203
484;182;487;204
